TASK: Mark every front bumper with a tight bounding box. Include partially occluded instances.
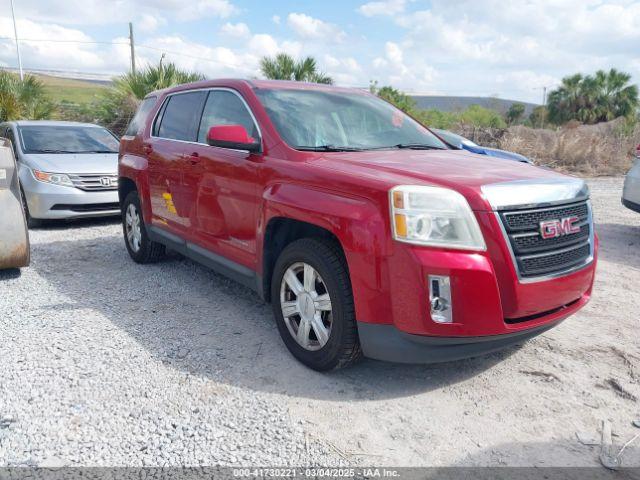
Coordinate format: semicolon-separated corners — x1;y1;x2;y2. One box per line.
622;160;640;209
358;291;587;363
20;168;120;219
358;319;560;364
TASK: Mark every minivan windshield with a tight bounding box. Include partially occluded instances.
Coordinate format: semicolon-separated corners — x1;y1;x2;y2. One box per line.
19;125;120;154
255;88;447;152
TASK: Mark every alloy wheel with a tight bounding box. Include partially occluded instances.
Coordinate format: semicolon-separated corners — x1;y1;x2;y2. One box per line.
125;203;142;253
280;262;333;351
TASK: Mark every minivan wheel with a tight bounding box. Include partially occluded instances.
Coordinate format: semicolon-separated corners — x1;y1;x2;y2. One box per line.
20;186;43;229
122;191;166;263
271;238;362;371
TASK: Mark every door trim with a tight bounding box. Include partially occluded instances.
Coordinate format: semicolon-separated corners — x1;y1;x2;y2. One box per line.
147;225;260;293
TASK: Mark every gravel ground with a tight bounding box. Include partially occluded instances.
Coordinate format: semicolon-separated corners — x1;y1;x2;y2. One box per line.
0;176;639;467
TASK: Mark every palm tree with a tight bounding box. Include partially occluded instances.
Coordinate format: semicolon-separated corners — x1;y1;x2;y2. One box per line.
547;69;638;125
0;71;54;122
97;58;205;135
113;58;205;100
547;73;583;124
260;53;333;84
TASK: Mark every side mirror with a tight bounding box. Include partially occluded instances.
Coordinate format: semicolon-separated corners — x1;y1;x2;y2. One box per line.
206;125;260;153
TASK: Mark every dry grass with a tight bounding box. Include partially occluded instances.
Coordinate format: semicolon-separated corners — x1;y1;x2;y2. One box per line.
455;118;640;175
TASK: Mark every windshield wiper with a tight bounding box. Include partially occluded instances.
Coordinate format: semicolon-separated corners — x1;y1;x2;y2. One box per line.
389;143;447;150
31;149;77;154
296;145;367;152
82;150;118;153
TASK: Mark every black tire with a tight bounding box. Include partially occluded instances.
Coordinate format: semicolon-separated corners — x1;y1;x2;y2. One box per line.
20;186;43;229
271;238;362;371
122;190;166;263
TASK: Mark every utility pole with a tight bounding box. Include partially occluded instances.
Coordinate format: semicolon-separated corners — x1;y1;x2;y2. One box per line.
129;22;136;74
541;86;548;129
10;0;23;80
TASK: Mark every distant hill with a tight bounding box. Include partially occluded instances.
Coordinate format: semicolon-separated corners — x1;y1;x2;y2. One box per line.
410;95;539;115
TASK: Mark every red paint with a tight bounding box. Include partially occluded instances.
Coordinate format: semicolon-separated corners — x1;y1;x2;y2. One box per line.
119;79;597;340
207;124;255;144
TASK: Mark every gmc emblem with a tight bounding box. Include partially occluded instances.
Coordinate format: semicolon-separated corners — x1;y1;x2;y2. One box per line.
540;216;580;239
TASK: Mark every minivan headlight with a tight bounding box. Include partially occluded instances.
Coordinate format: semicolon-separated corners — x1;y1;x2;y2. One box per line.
32;169;74;187
390;185;486;251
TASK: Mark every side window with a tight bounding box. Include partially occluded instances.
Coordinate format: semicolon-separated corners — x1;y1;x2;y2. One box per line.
125;96;157;137
197;90;259;144
157;91;207;142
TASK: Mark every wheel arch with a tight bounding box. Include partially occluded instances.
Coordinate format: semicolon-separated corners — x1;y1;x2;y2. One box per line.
119;153;151;222
259;183;390;325
262;217;347;303
118;177;137;206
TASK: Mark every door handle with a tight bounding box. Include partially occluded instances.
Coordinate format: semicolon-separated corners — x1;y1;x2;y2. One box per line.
143;144;153;155
186;152;201;165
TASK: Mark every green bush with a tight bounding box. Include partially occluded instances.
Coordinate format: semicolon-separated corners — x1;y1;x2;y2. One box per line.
371;83;507;130
0;71;55;122
457;104;507;128
413;109;457;129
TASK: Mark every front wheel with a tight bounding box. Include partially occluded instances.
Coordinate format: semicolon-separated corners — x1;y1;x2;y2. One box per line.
20;186;43;228
271;238;362;371
122;191;166;263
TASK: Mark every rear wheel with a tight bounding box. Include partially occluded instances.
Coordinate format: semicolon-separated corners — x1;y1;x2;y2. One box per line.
122;190;166;263
271;238;362;371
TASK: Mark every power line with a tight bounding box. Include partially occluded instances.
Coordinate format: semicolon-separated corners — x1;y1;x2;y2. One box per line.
0;36;129;45
0;35;258;74
136;44;256;74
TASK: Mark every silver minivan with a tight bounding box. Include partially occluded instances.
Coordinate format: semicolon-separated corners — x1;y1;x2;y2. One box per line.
622;143;640;214
0;120;120;227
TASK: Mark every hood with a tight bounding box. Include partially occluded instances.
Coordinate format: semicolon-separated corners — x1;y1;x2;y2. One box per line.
308;148;578;211
481;147;531;164
20;153;118;174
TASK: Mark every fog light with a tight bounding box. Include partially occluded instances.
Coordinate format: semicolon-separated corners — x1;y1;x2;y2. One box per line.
429;275;453;323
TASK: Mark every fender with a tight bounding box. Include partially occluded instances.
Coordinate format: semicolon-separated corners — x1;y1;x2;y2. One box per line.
119;153;152;222
260;182;393;324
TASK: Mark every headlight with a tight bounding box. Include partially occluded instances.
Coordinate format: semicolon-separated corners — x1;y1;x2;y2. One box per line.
390;185;486;250
32;169;73;187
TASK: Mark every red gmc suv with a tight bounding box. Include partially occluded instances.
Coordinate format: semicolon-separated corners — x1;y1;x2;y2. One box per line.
118;79;597;371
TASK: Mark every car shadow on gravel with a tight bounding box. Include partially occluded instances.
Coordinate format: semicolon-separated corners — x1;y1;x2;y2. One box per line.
595;223;640;270
28;216;121;231
0;268;22;280
33;234;519;401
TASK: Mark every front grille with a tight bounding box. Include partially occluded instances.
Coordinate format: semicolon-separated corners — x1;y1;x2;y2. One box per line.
498;200;593;279
68;173;118;191
502;203;589;231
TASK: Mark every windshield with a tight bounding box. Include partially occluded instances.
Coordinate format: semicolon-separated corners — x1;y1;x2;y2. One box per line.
19;125;120;154
255;88;447;151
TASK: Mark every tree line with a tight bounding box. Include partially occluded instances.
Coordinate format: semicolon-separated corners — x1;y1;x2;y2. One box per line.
0;53;637;135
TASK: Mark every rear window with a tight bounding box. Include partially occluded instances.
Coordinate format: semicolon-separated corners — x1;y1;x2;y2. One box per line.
125;96;157;137
155;91;207;142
